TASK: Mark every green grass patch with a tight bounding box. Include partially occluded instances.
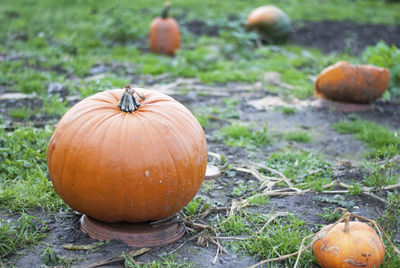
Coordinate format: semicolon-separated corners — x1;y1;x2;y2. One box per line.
218;214;248;235
0;127;65;212
362;161;399;188
264;150;332;186
284;130;312;143
8;106;34;119
236;213;315;267
0;213;47;257
275;106;298;115
216;123;271;150
333;119;400;159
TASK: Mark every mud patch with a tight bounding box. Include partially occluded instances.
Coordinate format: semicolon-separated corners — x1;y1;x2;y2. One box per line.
291;20;400;54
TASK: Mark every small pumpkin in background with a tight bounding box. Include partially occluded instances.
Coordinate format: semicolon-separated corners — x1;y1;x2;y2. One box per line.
247;5;291;43
46;85;207;223
313;218;385;268
149;2;180;55
315;61;390;104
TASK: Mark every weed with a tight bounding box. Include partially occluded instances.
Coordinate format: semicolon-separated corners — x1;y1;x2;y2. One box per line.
41;244;74;267
379;191;400;231
348;180;362;195
232;181;257;197
183;198;203;216
284;130;311;143
318;207;344;221
363;161;399;188
314;195;355;209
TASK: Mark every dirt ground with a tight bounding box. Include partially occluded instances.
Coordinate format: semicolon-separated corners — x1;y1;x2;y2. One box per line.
2;20;400;267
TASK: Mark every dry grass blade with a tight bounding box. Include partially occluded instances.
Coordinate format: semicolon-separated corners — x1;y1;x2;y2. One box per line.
233;163;304;196
62;243;96;251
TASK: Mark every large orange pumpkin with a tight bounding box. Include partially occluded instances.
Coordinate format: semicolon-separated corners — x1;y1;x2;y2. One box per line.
149;3;180;55
313;220;385;268
315;61;390;103
46;86;207;223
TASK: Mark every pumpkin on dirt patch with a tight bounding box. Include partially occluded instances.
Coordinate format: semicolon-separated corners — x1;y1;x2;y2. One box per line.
149;2;180;55
313;219;385;268
314;61;390;103
46;85;207;223
246;5;291;43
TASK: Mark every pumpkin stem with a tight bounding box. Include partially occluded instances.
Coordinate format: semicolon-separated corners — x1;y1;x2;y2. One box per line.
344;215;350;233
161;2;171;19
117;85;144;113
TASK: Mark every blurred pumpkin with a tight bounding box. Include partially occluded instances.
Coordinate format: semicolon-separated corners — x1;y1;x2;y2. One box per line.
315;61;390;103
46;85;207;223
313;219;385;268
149;3;180;55
247;5;291;43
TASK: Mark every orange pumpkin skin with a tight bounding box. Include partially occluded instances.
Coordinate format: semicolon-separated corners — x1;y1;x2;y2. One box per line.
315;61;390;104
149;17;180;55
313;221;385;268
46;89;207;223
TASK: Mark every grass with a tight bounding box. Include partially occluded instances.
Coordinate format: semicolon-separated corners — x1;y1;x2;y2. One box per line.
8;106;34;119
379;191;400;231
218;214;248;235
0;127;65;212
264;150;332;185
275;106;298;115
183;198;204;216
333;119;400;159
234;213;315;267
0;213;48;257
246;194;270;206
284;130;312;143
216;123;271;149
41;245;75;267
362;161;399;188
317;207;344;222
